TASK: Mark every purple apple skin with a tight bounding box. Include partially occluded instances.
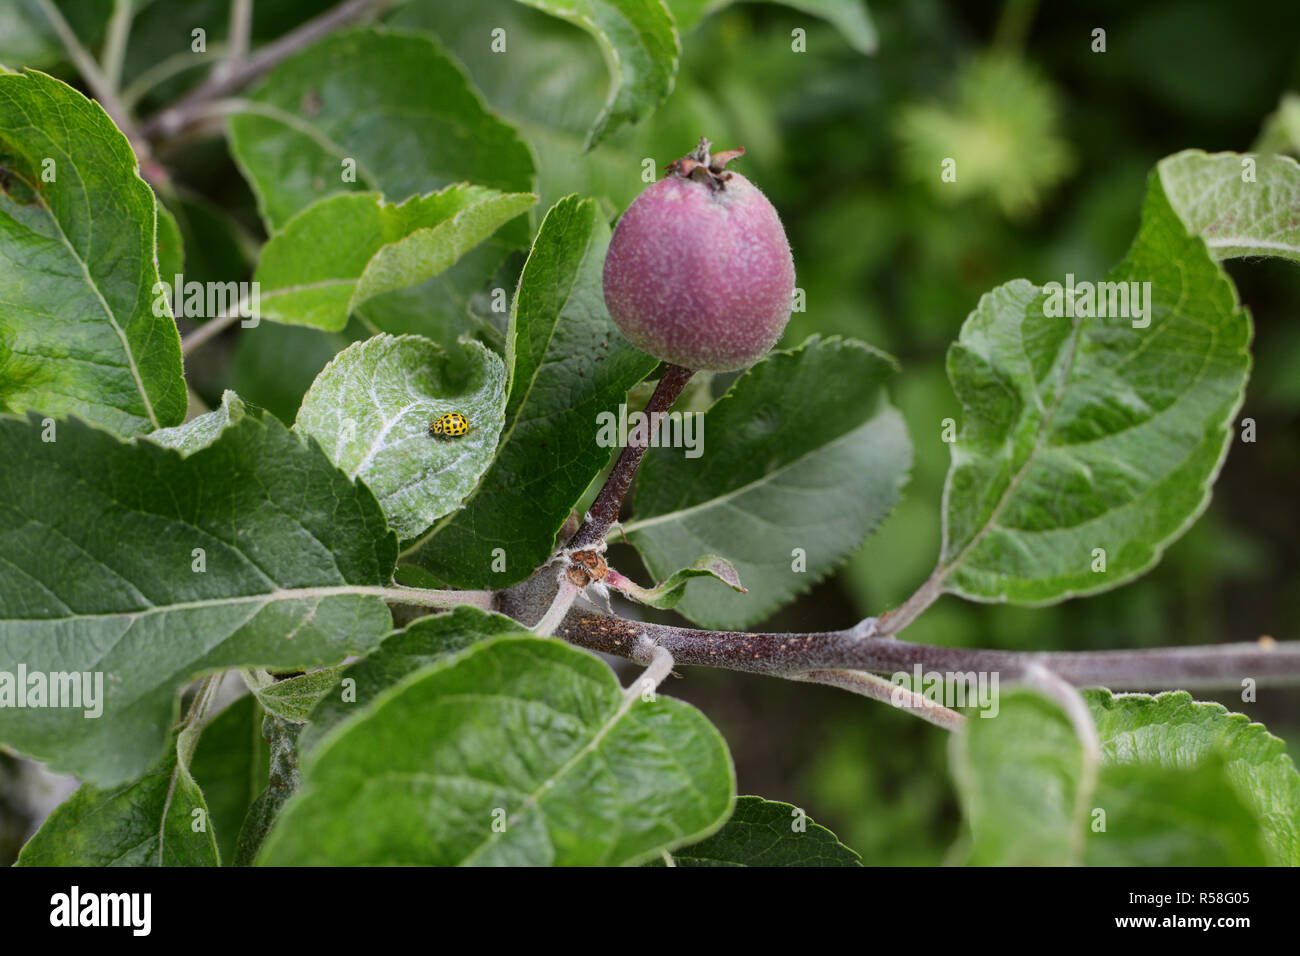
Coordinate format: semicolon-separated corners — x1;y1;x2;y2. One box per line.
602;169;795;372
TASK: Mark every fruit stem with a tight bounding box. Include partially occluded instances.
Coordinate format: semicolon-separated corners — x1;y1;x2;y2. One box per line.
569;363;695;551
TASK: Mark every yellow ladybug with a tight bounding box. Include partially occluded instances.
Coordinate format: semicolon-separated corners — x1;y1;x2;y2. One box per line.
428;412;470;438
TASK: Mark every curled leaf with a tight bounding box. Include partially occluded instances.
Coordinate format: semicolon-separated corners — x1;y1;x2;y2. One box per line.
607;555;745;610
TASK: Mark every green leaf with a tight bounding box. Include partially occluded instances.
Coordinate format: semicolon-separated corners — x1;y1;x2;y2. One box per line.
351;241;518;343
951;688;1087;865
666;0;877;54
147;388;247;455
628;337;910;628
610;554;745;610
1086;761;1268;866
1157;150;1300;263
16;727;219;866
301;606;525;754
293;335;507;540
516;0;680;148
935;151;1300;604
0;410;396;786
0;2;65;68
766;0;877;54
952;688;1278;865
242;666;344;724
1086;689;1300;866
388;1;610;139
227;29;535;235
120;1;338;112
259;636;735;865
654;795;862;866
0;69;185;435
189;694;270;865
0;1;109;70
1255;93;1300;155
230;321;352;424
399;196;658;587
385;1;774;214
155;198;184;281
161;192;253;290
254;186;536;331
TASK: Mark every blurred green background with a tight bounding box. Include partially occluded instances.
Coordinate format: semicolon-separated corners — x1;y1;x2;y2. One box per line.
4;0;1300;864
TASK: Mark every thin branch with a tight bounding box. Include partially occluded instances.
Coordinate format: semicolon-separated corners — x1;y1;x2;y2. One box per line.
36;0;141;150
557;610;1300;690
271;584;493;611
628;640;676;698
225;0;254;69
992;0;1040;54
101;0;134;92
175;673;223;767
140;0;391;139
180;292;252;356
531;574;581;635
122;45;223;111
149;97;256;154
568;364;695;551
876;565;946;636
380;585;494;611
164;671;226;865
794;668;966;731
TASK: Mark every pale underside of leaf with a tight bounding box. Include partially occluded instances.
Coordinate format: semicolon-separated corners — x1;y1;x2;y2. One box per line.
293;334;508;539
147;389;247;455
397;196;658;587
1158;150;1300;262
